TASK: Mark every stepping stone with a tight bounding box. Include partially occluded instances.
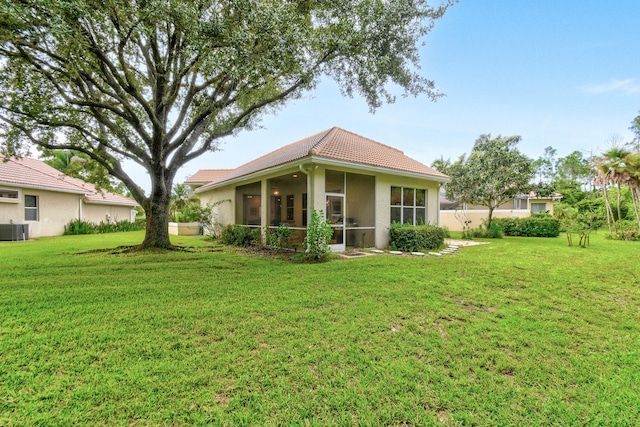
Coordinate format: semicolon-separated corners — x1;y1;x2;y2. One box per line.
411;252;425;256
371;249;384;254
429;252;442;256
389;250;403;255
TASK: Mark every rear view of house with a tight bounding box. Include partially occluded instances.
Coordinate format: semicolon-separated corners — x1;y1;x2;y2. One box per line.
0;155;138;239
191;127;449;250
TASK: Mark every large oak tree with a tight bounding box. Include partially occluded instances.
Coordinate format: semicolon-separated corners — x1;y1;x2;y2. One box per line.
0;0;454;248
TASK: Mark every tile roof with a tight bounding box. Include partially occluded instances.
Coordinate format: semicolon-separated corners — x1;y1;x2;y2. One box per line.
0;154;138;206
197;127;448;191
185;169;233;185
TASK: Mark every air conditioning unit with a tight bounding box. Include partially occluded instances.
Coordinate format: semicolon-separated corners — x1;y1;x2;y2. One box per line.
0;224;29;241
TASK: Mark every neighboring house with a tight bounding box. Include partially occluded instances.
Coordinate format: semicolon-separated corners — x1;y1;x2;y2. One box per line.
184;169;234;192
0;155;138;239
193;127;449;250
439;191;562;231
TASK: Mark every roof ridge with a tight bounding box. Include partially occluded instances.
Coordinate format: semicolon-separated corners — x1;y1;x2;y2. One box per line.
309;127;338;155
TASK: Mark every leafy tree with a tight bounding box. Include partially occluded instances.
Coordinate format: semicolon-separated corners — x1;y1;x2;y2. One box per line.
0;0;455;249
42;149;126;194
532;146;557;184
630;112;640;151
555;150;590;189
446;134;534;229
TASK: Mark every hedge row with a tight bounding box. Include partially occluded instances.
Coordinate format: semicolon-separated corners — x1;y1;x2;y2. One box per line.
493;214;560;237
389;222;447;252
63;219;144;235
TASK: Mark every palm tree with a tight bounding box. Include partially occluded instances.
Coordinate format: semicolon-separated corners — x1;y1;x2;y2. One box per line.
170;183;199;221
595;147;640;234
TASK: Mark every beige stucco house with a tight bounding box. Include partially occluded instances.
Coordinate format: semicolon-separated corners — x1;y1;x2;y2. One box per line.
0;155;138;239
192;127;449;250
439;191;562;231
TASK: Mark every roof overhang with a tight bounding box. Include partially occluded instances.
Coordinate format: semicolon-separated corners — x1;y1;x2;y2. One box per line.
196;155;450;193
0;181;88;195
84;198;138;207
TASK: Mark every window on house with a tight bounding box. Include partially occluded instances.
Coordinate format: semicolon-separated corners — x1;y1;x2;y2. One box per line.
531;202;547;213
390;186;427;225
0;189;19;201
286;195;294;221
25;195;39;221
513;198;528;210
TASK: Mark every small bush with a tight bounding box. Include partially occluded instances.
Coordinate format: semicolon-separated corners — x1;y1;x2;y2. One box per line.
608;228;640;241
265;224;293;250
64;219;143;235
493;213;560;237
301;210;334;262
389;222;446;252
220;224;259;247
461;221;503;239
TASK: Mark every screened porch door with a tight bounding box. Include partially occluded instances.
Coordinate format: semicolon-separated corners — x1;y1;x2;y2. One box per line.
326;194;345;252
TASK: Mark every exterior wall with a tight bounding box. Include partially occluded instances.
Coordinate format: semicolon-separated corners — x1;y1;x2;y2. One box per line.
0;187;83;237
440;209;531;231
440;198;557;232
82;203;135;225
0;186;135;238
374;173;441;248
197;183;240;227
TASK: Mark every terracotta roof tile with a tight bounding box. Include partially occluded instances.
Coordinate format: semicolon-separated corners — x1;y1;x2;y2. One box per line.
185;169;233;185
0;155;137;206
197;128;447;191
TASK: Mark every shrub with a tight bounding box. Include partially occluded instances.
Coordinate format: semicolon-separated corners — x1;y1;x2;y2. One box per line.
265;224;293;250
389;222;446;252
461;221;503;239
493;213;560;237
301;210;334;261
220;224;259;247
64;219;143;235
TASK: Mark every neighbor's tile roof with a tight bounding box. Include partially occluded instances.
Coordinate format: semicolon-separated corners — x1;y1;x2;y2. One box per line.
197;127;447;191
185;169;233;185
0;154;137;206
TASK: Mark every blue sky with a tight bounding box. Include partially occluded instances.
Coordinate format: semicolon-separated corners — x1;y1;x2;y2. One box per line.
158;1;640;189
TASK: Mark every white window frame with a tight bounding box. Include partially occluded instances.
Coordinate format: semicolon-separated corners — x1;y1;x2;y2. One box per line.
25;195;39;221
513;198;528;210
0;188;20;203
531;202;547;213
390;186;428;225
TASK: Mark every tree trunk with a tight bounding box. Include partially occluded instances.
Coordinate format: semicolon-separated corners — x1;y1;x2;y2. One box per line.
139;178;173;249
486;206;495;230
602;184;613;234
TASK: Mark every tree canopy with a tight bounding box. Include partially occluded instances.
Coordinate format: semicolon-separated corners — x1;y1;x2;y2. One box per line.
0;0;455;248
446;134;534;228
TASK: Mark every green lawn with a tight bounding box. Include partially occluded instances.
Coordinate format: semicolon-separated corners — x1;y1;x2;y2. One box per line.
1;232;639;426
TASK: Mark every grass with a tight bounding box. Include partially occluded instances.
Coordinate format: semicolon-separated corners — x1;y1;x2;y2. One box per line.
1;232;639;426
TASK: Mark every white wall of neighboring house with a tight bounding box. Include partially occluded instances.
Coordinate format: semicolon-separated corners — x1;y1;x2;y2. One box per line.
1;186;135;238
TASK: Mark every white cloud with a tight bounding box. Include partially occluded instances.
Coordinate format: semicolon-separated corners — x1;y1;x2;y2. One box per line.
582;78;640;94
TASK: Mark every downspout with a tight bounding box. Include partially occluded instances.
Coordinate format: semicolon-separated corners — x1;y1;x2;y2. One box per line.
79;197;84;221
